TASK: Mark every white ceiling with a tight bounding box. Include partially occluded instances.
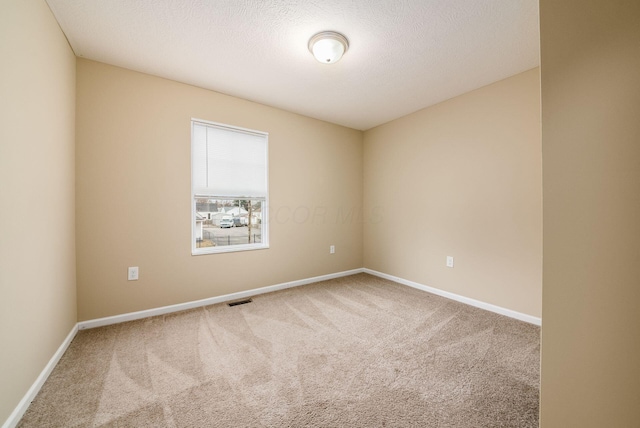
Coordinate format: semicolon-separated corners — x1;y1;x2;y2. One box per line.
46;0;540;131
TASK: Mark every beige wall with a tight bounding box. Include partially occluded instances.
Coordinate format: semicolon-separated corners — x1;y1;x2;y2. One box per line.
540;1;640;426
0;0;77;424
75;59;363;321
363;69;542;318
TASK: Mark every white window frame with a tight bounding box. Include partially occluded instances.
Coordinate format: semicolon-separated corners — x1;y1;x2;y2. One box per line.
191;118;269;255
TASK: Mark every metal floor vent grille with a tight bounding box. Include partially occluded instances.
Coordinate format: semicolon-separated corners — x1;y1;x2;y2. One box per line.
228;298;252;307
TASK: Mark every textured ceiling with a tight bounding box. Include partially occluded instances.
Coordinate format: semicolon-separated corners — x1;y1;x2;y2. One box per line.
45;0;539;131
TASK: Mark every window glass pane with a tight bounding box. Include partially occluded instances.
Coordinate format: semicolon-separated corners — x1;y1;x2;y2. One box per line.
195;198;264;249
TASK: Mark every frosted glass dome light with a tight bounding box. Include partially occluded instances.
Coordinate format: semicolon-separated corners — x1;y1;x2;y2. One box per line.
308;31;349;64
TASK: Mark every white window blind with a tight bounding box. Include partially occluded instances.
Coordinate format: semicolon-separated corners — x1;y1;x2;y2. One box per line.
192;121;267;198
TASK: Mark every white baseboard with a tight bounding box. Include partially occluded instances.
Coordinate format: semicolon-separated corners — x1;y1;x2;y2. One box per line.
5;266;539;428
2;323;78;428
77;267;540;329
363;268;541;326
78;268;365;330
4;268;363;428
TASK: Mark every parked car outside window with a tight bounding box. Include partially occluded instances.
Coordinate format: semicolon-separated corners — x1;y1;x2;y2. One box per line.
219;218;234;228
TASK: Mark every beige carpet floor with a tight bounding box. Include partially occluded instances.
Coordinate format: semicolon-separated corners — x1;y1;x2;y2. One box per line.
18;273;540;427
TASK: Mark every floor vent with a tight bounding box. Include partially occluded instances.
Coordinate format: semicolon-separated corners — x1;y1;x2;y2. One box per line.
228;298;252;307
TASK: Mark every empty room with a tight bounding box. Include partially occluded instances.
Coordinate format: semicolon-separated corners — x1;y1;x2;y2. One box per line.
1;0;639;427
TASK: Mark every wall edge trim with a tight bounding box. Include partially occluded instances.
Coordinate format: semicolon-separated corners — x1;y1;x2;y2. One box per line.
2;323;79;428
5;268;365;426
5;267;540;427
363;268;542;325
77;268;365;330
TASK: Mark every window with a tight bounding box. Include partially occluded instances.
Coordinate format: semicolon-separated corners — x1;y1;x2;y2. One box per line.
191;119;268;255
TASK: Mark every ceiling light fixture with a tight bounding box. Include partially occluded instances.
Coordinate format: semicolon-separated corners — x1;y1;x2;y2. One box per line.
308;31;349;64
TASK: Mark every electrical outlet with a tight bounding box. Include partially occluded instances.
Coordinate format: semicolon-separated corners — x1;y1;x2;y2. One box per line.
330;245;335;254
128;266;139;281
446;256;454;268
